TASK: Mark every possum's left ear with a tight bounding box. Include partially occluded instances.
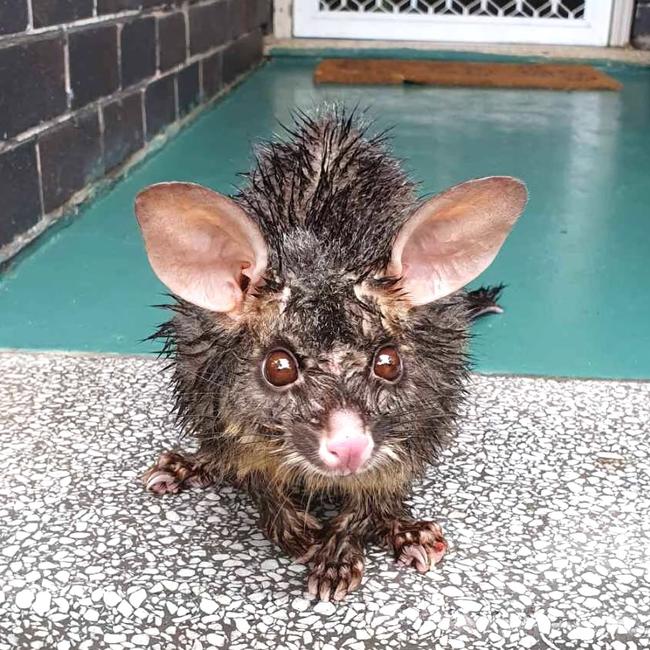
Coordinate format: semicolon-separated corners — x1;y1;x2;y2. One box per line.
387;176;527;306
135;182;267;315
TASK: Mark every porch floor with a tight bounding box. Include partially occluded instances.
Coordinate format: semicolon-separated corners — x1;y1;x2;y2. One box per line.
0;352;648;650
1;56;650;378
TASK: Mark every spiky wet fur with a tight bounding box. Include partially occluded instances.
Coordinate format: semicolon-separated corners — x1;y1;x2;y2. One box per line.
148;108;479;599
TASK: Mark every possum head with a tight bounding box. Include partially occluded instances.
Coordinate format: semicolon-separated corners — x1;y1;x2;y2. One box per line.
135;118;526;488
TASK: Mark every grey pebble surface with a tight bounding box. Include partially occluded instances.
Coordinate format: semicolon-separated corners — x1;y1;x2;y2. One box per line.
0;351;648;650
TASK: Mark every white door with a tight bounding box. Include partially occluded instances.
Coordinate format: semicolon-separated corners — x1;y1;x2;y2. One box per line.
293;1;615;46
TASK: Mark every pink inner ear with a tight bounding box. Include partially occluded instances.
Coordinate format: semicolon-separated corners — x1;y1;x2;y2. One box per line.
134;182;268;314
389;176;527;306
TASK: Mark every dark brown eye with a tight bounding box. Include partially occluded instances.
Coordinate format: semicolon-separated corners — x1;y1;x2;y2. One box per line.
373;346;402;382
263;349;299;387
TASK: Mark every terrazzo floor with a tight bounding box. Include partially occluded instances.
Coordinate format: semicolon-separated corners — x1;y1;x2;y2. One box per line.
1;351;648;650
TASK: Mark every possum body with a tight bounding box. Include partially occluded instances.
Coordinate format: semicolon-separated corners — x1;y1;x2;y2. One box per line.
135;109;527;601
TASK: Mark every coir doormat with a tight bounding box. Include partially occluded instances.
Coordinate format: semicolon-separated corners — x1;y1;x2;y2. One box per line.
314;59;622;91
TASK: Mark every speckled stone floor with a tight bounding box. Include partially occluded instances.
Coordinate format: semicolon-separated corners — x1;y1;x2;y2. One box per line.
0;352;648;650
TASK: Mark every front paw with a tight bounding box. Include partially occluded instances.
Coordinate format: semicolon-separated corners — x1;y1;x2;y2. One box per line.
387;519;447;573
305;541;364;602
142;450;213;495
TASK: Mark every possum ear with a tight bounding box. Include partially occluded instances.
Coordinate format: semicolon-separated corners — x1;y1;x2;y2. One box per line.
387;176;527;306
135;182;267;314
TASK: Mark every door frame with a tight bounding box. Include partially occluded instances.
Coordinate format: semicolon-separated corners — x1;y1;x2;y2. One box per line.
286;0;634;47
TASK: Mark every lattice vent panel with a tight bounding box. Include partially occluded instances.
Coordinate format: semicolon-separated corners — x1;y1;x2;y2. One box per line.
318;0;586;19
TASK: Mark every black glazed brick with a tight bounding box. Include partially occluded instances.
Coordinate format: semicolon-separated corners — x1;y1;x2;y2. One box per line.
0;37;66;139
99;0;176;9
249;0;271;33
39;111;103;213
145;75;176;139
97;0;142;13
32;0;93;27
223;29;262;85
177;62;200;116
0;0;28;35
0;142;42;248
69;25;119;109
228;0;247;39
159;12;186;71
189;1;229;55
229;0;269;35
121;17;156;88
201;50;223;98
103;91;144;171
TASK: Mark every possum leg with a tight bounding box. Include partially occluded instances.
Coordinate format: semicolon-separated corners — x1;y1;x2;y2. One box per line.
255;487;364;601
142;449;215;495
254;484;322;561
382;518;448;573
305;512;365;602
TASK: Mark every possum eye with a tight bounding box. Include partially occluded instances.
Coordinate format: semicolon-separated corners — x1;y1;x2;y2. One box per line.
263;349;299;387
373;346;402;382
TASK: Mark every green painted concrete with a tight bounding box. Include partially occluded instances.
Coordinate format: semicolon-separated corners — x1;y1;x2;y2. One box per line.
1;57;650;378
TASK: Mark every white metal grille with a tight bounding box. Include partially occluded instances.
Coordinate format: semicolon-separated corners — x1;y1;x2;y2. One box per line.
318;1;586;19
295;0;614;45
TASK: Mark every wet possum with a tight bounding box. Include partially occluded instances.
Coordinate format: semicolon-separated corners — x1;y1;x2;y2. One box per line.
135;109;527;601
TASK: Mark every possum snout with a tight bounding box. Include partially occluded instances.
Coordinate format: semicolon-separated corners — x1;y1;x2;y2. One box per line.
290;407;377;477
318;409;374;475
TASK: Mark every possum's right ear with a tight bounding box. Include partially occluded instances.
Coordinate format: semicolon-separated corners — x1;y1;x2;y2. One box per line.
134;182;267;315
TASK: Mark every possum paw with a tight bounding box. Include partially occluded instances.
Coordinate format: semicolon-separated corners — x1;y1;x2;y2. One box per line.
142;450;213;495
388;520;447;573
306;547;365;602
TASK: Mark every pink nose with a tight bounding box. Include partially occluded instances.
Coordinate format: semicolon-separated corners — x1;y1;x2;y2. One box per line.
319;410;374;474
325;436;371;472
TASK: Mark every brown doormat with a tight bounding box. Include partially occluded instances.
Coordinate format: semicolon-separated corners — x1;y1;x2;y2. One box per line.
314;59;622;91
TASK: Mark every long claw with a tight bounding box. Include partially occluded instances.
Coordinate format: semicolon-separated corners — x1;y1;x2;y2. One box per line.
349;565;363;592
398;544;431;572
307;575;320;597
332;580;349;601
319;579;332;602
145;471;177;489
144;471;180;494
388;520;448;573
306;550;364;602
141;450;214;496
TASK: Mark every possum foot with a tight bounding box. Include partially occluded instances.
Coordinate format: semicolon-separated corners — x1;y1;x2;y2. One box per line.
387;520;447;573
142;450;214;495
305;541;364;602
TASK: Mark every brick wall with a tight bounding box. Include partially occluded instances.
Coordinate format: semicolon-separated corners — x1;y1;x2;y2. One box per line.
0;0;271;261
633;0;650;49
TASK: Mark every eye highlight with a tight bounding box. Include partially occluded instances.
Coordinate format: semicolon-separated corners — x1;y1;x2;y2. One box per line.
263;349;299;387
373;346;402;382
